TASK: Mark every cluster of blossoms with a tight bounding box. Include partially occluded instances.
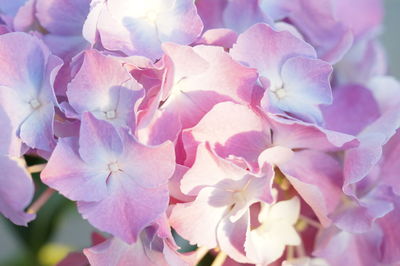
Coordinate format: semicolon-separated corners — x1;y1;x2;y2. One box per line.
0;0;399;265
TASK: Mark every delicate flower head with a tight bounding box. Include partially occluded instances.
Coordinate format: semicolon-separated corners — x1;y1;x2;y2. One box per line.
231;24;333;123
66;49;144;130
0;32;62;152
245;197;301;265
83;0;203;60
42;112;176;242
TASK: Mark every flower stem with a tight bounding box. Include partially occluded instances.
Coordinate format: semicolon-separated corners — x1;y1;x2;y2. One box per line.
196;246;209;262
27;188;55;214
286;245;295;260
299;215;322;229
211;251;227;266
27;163;46;173
296;242;306;258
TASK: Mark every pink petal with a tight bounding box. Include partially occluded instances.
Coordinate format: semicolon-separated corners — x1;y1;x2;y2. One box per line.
223;0;271;33
79;172;169;243
0;155;35;225
145;43;257;144
0;104;22;156
67;50;144;129
195;0;226;31
78;113;123;167
269;115;358;152
57;252;89;266
333;0;383;41
19;103;56;151
343;108;400;195
168;164;195;203
231;23;315;84
0;33;62;151
12;0;35;32
0;32;50;91
279;151;343;226
92;0;202;60
183;102;268;167
270;56;332;123
36;0;90;36
322;84;380;135
217;212;250;263
196;28;238;49
84;224;190;266
156;0;203;43
84;236;162;266
119;131;176;189
169;187;230;248
380;131;400;195
378;197;400;264
259;0;294;21
288;0;354;63
314;226;382;266
332;167;395;233
41;137;109;202
180;143;249;196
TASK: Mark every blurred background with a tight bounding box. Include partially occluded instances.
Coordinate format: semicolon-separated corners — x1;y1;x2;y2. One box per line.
382;0;400;79
0;0;399;265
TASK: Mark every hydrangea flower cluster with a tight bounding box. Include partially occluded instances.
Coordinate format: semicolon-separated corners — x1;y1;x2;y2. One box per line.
0;0;399;265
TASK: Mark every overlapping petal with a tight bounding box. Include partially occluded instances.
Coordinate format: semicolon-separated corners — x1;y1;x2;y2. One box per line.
0;32;62;152
85;0;203;60
67;49;144;129
231;24;332;123
42;113;175;242
0;156;35;225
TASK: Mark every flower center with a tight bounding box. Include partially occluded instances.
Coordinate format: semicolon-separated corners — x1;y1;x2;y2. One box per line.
145;10;158;22
159;78;187;109
232;190;247;204
274;88;286;99
29;98;41;110
108;162;120;173
270;81;287;99
105;110;116;120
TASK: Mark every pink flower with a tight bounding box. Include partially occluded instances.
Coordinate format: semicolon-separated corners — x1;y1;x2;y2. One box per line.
0;32;62;152
65;49;144;130
183;101;357;226
36;0;90;60
231;24;333;123
137;42;257;145
170;143;273;262
0;155;35;225
245;197;301;265
83;0;203;60
84;216;193;266
42;113;175;243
